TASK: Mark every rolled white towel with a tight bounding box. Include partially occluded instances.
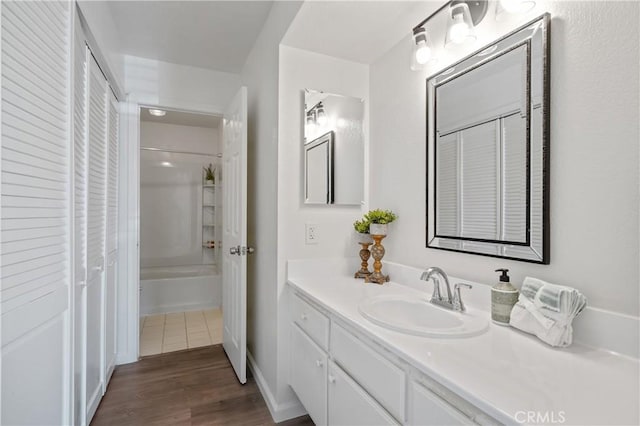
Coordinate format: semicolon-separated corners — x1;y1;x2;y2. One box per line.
510;277;587;347
521;277;586;315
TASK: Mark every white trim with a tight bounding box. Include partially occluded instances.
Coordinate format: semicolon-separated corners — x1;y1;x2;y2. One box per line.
117;97;229;367
116;100;140;365
247;351;307;423
85;386;101;425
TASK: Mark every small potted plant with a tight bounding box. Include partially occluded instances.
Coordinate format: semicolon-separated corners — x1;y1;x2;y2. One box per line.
353;218;372;243
364;209;397;236
203;164;215;185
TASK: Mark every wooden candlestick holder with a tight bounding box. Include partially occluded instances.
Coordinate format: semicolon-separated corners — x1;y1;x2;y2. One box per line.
365;234;389;285
354;242;372;279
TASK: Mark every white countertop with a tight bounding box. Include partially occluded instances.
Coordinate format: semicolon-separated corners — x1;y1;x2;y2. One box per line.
287;259;639;426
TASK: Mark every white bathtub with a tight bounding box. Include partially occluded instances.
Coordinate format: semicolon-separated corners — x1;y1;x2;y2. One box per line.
140;264;221;315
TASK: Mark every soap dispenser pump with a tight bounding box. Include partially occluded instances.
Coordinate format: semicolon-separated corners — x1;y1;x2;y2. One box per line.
491;268;519;325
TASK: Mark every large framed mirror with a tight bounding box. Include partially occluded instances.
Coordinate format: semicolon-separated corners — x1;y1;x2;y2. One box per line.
427;14;550;263
304;89;364;205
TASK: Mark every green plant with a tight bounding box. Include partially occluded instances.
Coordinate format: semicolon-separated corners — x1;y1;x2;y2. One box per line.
353;209;397;233
364;209;397;225
353;218;370;234
203;164;215;182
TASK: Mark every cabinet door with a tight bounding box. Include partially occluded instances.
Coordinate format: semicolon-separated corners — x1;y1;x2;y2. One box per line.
290;324;327;425
328;361;398;426
408;381;473;426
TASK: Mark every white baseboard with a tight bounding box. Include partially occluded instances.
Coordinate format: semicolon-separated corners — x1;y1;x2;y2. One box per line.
86;386;101;425
247;351;307;423
116;351;138;365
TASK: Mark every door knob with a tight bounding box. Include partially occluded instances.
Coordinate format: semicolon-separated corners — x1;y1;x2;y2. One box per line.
229;245;240;255
246;246;255;254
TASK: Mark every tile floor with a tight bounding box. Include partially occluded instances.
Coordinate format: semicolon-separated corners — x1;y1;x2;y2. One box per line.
140;309;222;357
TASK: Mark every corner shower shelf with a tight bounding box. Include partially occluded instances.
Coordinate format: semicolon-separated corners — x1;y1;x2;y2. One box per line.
203;170;219;266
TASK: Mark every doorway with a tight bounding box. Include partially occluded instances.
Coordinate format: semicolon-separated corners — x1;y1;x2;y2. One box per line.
137;107;223;356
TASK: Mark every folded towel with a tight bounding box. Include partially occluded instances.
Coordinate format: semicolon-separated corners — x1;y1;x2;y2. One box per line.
521;277;587;315
510;277;587;347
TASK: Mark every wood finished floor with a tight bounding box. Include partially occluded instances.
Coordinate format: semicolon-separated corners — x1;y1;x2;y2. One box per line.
91;345;314;426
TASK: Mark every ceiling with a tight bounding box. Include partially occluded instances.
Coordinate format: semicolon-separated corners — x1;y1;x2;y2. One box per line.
282;1;444;65
140;107;221;128
107;1;273;73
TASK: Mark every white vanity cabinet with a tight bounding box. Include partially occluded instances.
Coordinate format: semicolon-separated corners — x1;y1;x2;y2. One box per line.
289;289;498;426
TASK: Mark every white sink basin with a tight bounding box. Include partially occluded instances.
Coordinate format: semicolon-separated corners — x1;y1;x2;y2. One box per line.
359;294;489;338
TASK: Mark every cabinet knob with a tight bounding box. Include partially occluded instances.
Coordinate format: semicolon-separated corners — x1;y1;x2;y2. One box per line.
315;360;323;368
328;375;335;384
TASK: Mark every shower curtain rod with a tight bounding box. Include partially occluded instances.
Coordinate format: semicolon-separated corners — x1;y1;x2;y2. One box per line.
141;147;222;158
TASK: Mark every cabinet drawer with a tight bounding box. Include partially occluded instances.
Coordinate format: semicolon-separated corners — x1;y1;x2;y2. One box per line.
330;323;405;421
409;381;474;426
328;361;398;426
291;292;329;350
290;323;327;425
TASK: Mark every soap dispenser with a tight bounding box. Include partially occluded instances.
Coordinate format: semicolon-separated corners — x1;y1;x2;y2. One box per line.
491;268;519;325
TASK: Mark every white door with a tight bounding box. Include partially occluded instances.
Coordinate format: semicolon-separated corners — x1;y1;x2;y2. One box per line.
86;55;108;422
1;0;73;424
104;92;119;385
73;14;89;426
222;87;248;384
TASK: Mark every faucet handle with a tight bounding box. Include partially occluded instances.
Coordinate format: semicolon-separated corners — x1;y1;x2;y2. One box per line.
453;283;472;312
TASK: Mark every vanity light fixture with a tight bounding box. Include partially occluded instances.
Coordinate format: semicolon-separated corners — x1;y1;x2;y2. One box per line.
410;0;488;70
149;108;166;117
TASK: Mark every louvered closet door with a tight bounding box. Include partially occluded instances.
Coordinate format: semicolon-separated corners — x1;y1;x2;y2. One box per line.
104;91;119;384
86;55;108;422
1;1;72;424
73;13;89;425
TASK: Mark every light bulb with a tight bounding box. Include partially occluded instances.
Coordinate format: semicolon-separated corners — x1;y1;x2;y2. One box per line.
449;13;470;44
415;42;431;64
316;105;327;125
149;108;166;117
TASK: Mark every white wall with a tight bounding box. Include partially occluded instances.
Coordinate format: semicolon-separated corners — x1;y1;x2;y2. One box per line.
239;1;303;418
276;44;369;407
369;1;639;316
125;56;241;114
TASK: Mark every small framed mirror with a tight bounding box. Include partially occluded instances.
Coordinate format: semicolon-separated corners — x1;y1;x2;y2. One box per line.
426;14;550;263
304;89;364;205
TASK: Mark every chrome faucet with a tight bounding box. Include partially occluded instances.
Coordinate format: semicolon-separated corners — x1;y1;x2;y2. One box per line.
420;267;472;312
